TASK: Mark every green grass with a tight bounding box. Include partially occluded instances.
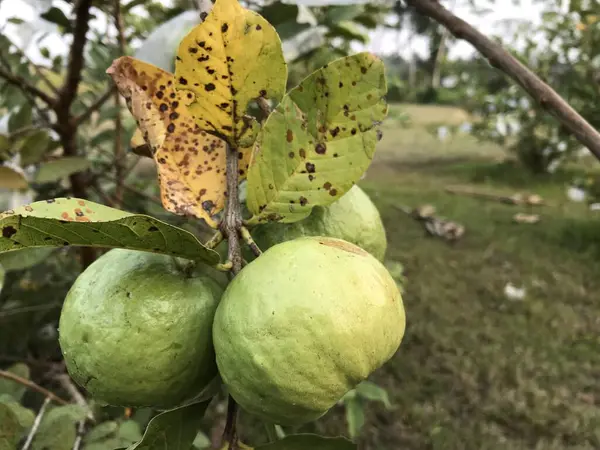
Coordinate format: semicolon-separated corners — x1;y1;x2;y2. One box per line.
312;104;600;449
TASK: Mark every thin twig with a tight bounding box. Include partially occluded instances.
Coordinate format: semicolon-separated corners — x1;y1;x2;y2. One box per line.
240;226;262;257
205;231;224;249
404;0;600;162
22;397;52;450
0;66;56;107
0;369;69;405
113;0;127;206
73;86;117;127
55;374;94;421
223;395;239;450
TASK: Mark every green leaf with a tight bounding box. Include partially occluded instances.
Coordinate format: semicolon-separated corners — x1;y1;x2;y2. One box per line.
0;135;10;159
0;363;30;401
0;395;35;430
192;431;211;449
35;157;92;183
117;421;143;443
0;247;55;271
85;421;119;443
18;130;51;166
246;52;387;224
344;398;365;440
0;166;28;190
0;198;220;264
127;400;211;450
354;381;392;408
0;402;21;450
40;7;71;29
8;105;32;133
256;434;356;450
32;405;88;450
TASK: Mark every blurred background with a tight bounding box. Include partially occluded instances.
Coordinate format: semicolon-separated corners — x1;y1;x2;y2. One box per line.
1;0;599;449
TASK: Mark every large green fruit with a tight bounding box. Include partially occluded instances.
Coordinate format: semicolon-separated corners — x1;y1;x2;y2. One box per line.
58;249;223;409
213;236;405;425
248;185;387;261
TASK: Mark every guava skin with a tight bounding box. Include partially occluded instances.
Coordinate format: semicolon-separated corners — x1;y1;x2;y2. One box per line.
58;249;223;409
213;236;405;425
249;185;387;261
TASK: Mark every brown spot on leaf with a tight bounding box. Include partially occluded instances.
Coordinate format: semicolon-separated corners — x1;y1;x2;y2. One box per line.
305;162;315;173
2;226;16;238
330;188;337;196
260;89;267;97
299;148;306;158
286;129;293;142
299;196;308;206
222;23;229;32
315;143;326;154
167;123;175;133
351;128;357;135
179;77;188;85
159;103;168;112
256;24;262;30
361;66;367;74
156;91;164;99
205;83;216;91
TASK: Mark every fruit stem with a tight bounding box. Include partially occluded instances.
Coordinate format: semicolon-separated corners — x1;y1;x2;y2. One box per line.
205;230;224;249
240;226;262;257
220;141;244;449
220;142;243;275
223;394;239;450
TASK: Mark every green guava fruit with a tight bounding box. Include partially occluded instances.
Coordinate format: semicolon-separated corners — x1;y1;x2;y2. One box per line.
212;236;405;425
246;185;387;261
58;249;223;409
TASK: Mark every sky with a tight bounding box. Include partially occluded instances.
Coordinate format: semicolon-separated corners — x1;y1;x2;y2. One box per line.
0;0;545;63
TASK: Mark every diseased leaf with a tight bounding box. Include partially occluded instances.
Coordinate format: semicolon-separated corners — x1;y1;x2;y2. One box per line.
0;363;30;401
0;166;28;190
129;128;152;157
35;157;92;183
246;52;387;224
256;434;356;450
108;57;251;225
0;198;219;264
0;402;21;450
175;0;287;147
32;405;88;450
127;400;211;450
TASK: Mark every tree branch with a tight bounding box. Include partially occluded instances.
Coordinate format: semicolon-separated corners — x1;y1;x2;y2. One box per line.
0;369;69;405
56;0;93;117
0;66;56;108
404;0;600;162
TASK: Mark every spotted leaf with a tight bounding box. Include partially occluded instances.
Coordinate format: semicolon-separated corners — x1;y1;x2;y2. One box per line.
0;198;219;264
108;57;251;227
246;52;387;224
175;0;287;147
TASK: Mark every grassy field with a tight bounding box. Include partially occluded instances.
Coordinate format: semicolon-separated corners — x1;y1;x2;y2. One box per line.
311;104;600;449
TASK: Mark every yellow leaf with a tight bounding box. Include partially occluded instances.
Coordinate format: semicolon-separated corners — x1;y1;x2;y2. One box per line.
129;127;152;158
174;0;287;147
107;57;251;227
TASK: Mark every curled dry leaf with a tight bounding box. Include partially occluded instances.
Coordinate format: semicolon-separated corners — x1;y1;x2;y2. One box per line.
175;0;287;148
107;56;251;227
